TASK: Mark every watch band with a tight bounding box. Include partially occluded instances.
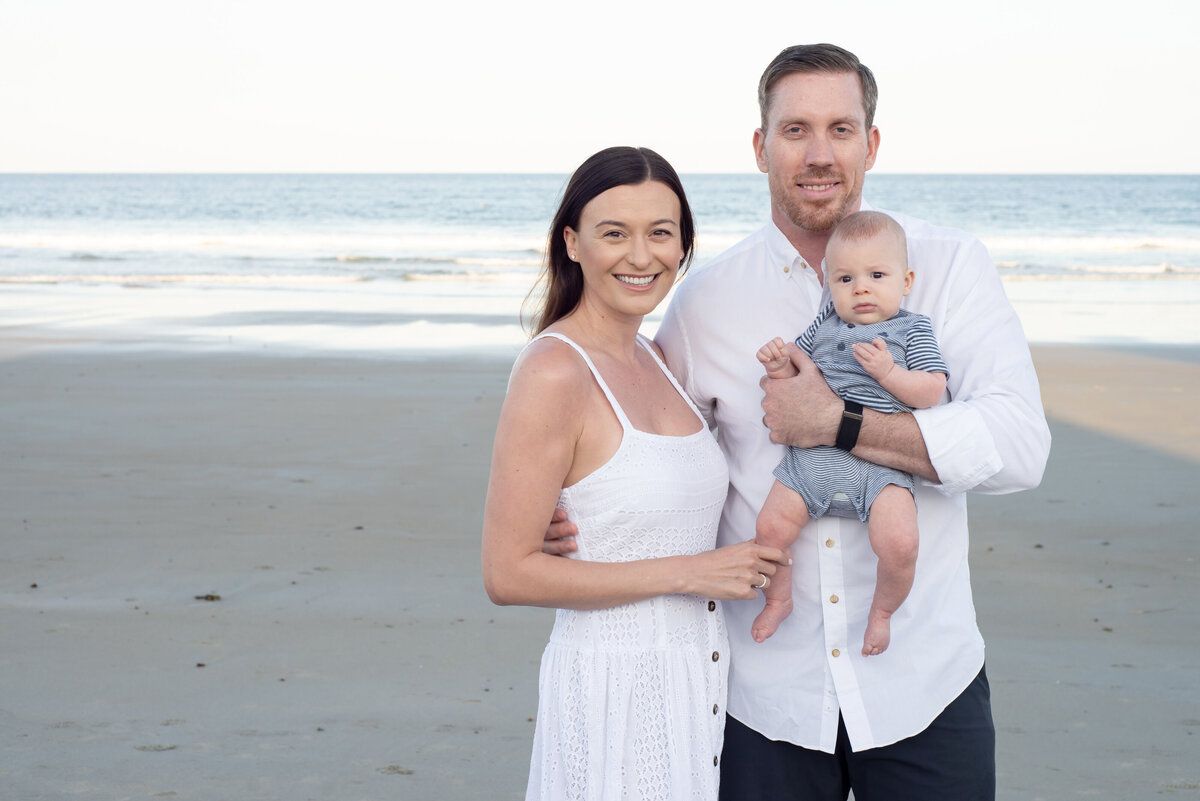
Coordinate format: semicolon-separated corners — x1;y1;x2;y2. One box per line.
835;400;864;451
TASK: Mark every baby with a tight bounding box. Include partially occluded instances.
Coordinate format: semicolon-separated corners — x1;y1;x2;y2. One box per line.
753;211;948;655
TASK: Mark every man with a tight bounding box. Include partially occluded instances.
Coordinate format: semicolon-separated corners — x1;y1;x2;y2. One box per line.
653;44;1050;799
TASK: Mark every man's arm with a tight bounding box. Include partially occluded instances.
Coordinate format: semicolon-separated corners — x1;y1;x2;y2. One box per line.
760;352;939;482
763;232;1050;495
911;236;1050;495
543;507;578;555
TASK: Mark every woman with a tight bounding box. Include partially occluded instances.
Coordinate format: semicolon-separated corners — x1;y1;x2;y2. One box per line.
482;146;789;800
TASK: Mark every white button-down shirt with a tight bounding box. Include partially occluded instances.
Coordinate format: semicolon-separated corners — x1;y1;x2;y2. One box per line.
657;203;1051;752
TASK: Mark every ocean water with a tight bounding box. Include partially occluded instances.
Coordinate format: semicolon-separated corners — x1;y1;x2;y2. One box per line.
2;173;1198;355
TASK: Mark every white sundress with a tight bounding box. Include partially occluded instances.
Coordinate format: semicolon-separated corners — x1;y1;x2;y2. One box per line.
525;333;731;801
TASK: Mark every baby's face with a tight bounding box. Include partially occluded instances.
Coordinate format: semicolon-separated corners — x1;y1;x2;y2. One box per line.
826;232;913;326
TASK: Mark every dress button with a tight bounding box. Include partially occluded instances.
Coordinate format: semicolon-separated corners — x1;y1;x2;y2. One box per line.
825;539;835;548
829;594;839;603
832;648;841;657
708;601;716;612
712;651;720;662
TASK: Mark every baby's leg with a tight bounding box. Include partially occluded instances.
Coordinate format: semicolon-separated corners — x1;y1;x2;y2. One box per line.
863;484;919;656
752;480;810;643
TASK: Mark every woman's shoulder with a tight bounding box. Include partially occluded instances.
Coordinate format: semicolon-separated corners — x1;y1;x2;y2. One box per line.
510;334;595;398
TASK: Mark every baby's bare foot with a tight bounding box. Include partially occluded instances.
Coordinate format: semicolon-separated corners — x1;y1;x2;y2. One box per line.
751;597;793;643
862;609;892;656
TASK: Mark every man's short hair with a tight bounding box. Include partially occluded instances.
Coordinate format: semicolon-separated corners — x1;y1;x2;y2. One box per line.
758;43;878;132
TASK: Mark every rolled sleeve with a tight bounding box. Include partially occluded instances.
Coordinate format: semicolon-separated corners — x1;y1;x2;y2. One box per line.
913;402;1002;494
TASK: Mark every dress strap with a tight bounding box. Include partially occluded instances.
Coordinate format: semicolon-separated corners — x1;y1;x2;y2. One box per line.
635;334;707;427
530;332;633;431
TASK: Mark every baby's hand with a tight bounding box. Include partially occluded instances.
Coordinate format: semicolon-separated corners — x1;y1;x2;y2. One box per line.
757;338;796;379
853;338;896;381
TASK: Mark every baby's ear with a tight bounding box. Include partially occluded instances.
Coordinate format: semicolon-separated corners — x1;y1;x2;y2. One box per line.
903;267;915;295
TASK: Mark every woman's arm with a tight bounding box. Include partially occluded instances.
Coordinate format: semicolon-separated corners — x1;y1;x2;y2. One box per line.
483;340;787;610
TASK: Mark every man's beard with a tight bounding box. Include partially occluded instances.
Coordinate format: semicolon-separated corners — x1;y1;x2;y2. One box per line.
773;171;855;233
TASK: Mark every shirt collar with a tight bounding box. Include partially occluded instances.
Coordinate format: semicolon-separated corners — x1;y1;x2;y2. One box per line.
763;221;807;279
764;199;879;279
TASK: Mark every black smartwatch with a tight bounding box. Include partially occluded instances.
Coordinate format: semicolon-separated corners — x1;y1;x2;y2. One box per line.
835;400;864;451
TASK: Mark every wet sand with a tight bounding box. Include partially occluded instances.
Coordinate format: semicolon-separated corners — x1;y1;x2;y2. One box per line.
1;343;1197;799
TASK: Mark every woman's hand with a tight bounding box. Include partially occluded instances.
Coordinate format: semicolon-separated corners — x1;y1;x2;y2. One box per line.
682;541;791;601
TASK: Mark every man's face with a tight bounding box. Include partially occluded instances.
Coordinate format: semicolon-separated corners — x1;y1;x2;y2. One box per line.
753;71;879;236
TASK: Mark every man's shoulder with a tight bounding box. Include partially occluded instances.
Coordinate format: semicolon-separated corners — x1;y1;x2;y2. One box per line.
872;206;991;280
696;224;777;273
874;206;984;251
673;225;774;300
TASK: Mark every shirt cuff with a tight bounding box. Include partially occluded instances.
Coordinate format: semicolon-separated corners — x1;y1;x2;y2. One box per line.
912;402;1003;495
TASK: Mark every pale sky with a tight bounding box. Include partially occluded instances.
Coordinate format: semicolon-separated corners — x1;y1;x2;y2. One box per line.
2;0;1195;174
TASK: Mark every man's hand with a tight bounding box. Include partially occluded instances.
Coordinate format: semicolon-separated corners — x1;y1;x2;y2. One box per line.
760;348;841;448
542;507;578;556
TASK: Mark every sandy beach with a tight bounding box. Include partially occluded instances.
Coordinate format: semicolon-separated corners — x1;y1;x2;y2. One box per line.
2;341;1198;800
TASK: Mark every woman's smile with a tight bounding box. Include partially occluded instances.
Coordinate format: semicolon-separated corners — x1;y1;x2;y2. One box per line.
615;272;659;288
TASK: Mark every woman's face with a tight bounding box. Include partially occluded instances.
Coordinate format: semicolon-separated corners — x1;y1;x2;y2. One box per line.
564;180;684;323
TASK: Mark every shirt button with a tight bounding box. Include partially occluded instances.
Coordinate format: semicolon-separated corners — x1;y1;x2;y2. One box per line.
783;265;790;273
712;651;720;662
832;648;841;657
829;594;839;603
713;704;719;715
825;539;835;548
714;756;719;766
708;601;716;612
